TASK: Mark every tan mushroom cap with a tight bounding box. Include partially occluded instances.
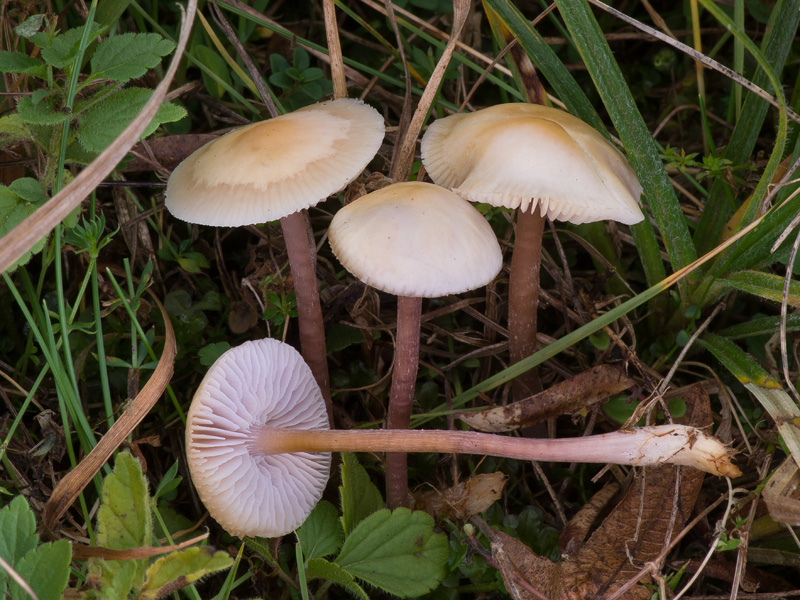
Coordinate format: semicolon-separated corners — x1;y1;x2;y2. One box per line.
186;338;330;538
421;103;644;225
328;181;502;297
165;98;385;226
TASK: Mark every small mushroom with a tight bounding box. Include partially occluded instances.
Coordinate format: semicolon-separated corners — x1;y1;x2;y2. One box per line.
166;98;385;423
421;103;643;399
327;181;503;507
186;338;741;538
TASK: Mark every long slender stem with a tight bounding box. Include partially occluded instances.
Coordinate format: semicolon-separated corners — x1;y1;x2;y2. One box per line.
252;425;740;478
508;208;546;400
385;295;423;508
280;211;332;426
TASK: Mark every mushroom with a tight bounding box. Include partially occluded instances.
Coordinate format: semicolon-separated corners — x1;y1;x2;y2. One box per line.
186;338;741;538
327;181;503;507
421;103;643;400
166;98;386;424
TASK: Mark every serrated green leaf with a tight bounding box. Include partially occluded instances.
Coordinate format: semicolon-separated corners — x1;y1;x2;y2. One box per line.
86;557;139;600
339;453;383;535
699;333;780;388
0;496;38;568
335;508;449;597
0;114;33;145
0;186;47;269
90;32;175;82
40;23;103;68
0;51;46;77
9;178;47;204
194;45;231;99
138;547;233;600
78;87;186;152
16;96;69;125
9;540;71;600
306;558;369;600
296;500;343;560
96;451;152;549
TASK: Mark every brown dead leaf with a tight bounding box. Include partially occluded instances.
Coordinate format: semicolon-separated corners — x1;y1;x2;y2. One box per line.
414;472;506;521
763;456;800;526
457;365;635;432
484;383;711;599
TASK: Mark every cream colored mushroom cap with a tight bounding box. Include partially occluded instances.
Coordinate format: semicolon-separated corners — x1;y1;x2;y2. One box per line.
328;181;502;297
186;338;331;538
166;98;385;226
421;103;643;225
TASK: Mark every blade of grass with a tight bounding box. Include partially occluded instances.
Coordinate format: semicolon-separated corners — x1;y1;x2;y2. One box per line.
42;294;176;535
554;0;694;287
693;0;800;253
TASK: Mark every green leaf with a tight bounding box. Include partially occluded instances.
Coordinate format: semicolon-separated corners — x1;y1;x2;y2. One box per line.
138;546;233;600
86;558;139;600
96;451;153;549
296;500;343;560
0;185;48;269
0;51;46;77
0;496;38;568
339;453;383;535
16;96;69;125
326;324;365;354
306;558;369;600
9;540;71;600
40;23;103;68
722;270;800;306
78;87;186;152
198;341;231;366
335;508;449;597
699;333;780;388
194;45;232;99
90;32;175;82
9;178;47;204
0;114;33;145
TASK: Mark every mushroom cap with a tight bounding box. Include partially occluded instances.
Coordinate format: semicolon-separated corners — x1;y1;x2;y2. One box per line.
328;181;502;297
165;98;385;226
420;103;644;225
186;338;330;538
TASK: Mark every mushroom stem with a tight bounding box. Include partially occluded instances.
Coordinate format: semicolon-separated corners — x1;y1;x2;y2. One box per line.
385;295;423;508
508;207;546;399
252;425;741;478
280;210;333;425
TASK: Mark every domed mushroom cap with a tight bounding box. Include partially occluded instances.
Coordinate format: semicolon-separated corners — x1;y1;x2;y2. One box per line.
166;98;385;226
186;338;331;538
421;103;643;225
328;181;502;297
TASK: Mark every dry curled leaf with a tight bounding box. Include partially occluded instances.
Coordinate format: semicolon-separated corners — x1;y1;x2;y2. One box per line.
763;456;800;526
457;365;634;432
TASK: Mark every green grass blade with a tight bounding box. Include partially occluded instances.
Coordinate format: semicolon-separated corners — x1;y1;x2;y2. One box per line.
693;0;800;254
554;0;694;285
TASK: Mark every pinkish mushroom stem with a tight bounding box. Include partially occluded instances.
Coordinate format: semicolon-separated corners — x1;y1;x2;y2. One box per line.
508;208;546;400
251;425;741;479
281;210;332;426
385;296;423;508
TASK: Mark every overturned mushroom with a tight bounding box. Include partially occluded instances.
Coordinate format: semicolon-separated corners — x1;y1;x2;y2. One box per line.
186;338;740;538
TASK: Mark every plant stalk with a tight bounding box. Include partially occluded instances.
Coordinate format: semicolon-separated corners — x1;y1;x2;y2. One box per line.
385;295;423;508
508;208;546;399
280;211;332;425
252;425;741;478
